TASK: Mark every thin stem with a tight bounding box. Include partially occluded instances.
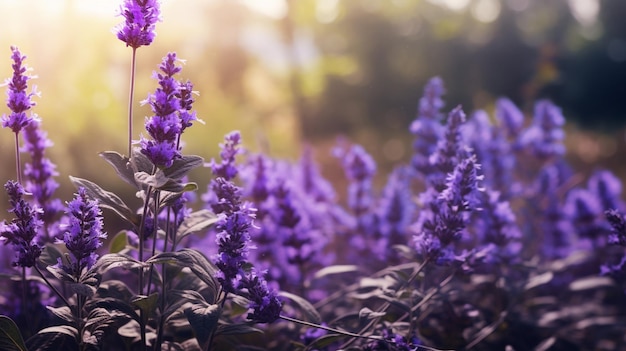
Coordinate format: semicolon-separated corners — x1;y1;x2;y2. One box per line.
14;132;22;184
146;190;160;295
20;267;27;333
34;265;71;308
279;315;384;342
137;186;153;296
127;47;137;158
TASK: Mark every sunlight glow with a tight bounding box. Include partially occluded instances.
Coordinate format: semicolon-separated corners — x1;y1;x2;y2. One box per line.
239;0;287;19
568;0;599;27
471;0;501;23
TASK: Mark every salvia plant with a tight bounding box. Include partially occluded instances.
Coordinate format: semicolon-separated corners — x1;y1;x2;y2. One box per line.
2;1;626;351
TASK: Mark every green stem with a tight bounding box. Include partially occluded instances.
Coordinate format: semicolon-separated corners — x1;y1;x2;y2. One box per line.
146;190;160;295
14;132;22;184
127;47;137;158
34;265;71;308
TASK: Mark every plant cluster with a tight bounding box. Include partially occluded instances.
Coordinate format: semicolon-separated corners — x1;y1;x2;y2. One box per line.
1;1;626;351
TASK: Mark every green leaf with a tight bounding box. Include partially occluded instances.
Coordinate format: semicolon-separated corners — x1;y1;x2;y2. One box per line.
308;333;345;349
0;315;27;351
91;253;145;274
109;231;128;254
69;176;140;227
131;293;159;321
569;276;614;291
46;306;74;324
313;265;359;280
216;323;262;336
278;291;321;324
146;249;219;298
135;171;198;193
184;302;221;349
38;244;64;267
69;282;96;297
26;326;79;351
358;307;386;320
176;209;218;240
99;151;137;188
46;265;77;284
163;155;204;180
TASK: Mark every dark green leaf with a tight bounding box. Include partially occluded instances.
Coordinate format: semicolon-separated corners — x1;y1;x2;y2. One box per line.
0;315;27;351
176;209;218;240
46;265;77;284
569;276;614;291
91;253;145;274
358;307;386;320
26;326;79;351
69;176;140;227
109;231;128;254
99;151;137;188
278;291;321;324
96;280;134;301
135;171;197;193
216;323;262;336
309;333;345;349
524;272;554;291
38;244;64;267
184;302;221;349
69;282;96;297
131;293;159;321
46;306;74;323
146;249;219;298
163;155;204;180
313;265;359;280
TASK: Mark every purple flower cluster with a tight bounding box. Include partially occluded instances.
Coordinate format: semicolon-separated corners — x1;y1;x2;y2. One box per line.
410;76;445;174
141;52;198;168
59;188;107;275
116;0;160;49
204;131;282;322
0;181;43;268
21;120;62;236
1;47;37;134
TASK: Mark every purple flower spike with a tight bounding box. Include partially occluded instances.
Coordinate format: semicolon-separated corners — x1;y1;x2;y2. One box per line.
606;209;626;246
0;181;43;267
519;100;565;159
588;170;624;211
209;131;242;180
140;53;183;168
22;120;62;233
61;188;107;275
240;271;282;323
116;0;160;49
410;77;445;174
2;47;37;134
495;98;524;139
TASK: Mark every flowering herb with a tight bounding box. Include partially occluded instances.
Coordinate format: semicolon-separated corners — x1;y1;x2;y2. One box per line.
116;0;160;49
0;181;42;268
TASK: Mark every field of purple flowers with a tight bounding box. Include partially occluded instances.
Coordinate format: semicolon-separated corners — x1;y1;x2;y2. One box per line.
2;1;626;351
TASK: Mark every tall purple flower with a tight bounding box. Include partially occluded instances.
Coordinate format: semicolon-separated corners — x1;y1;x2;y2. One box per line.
240;270;282;323
60;188;107;275
140;53;183;168
2;47;37;134
21;120;62;237
606;209;626;246
588;170;624;212
413;155;483;264
495;97;524;140
377;167;414;258
410;77;445;175
519;100;565;160
0;181;43;268
335;144;376;230
116;0;160;49
209;131;242;181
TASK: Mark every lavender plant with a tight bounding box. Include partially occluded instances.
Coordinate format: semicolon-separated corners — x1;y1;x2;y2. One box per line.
2;2;626;351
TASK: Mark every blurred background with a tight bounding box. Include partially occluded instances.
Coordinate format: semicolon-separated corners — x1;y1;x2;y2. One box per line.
1;0;626;215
